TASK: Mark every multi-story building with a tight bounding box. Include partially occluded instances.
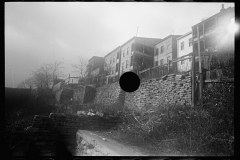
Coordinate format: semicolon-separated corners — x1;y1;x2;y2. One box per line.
104;46;121;78
177;31;193;72
86;56;105;77
154;35;182;72
120;36;162;75
191;4;234;71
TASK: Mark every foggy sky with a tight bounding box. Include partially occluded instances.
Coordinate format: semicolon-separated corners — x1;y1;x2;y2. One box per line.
5;2;234;88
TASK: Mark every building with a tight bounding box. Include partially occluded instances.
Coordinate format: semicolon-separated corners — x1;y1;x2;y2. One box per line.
154;35;182;72
119;36;162;75
177;31;193;72
104;46;121;78
191;4;234;70
86;56;105;77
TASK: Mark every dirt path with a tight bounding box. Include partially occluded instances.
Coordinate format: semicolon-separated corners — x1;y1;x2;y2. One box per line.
91;130;185;156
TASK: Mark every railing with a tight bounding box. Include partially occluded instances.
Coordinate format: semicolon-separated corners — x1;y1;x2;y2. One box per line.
79;74;119;88
139;53;193;82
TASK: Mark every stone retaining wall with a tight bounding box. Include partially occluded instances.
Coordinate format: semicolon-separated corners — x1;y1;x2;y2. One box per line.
124;73;192;111
73;85;85;104
94;82;125;106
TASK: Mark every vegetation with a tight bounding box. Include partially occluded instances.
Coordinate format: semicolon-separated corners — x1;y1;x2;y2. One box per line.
71;56;88;79
17;61;65;90
95;82;234;156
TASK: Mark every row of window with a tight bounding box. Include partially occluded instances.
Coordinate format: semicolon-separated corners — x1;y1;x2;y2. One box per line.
122;47;130;57
109;51;121;65
121;59;130;71
155;56;192;66
155;44;171;56
155;56;172;66
155;38;193;56
181;38;193;50
109;47;132;64
109;56;115;64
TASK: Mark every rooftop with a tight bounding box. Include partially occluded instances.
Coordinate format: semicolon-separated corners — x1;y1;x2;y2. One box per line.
121;36;162;48
155;35;182;45
177;31;192;40
88;56;104;62
192;5;234;28
104;46;121;58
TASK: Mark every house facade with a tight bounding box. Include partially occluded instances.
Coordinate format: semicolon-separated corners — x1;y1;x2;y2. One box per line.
177;31;193;72
154;35;181;72
191;4;234;70
119;36;162;75
104;46;121;78
86;56;105;77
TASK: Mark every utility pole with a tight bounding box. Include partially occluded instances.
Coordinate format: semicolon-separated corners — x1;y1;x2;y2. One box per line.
197;26;203;105
191;54;195;107
134;26;138;75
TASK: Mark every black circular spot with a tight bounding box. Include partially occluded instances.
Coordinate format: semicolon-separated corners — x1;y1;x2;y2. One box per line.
119;72;140;92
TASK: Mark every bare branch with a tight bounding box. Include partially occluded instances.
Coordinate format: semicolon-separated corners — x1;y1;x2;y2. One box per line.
71;56;88;78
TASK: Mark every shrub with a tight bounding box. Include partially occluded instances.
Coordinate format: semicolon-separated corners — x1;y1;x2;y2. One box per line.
118;82;234;155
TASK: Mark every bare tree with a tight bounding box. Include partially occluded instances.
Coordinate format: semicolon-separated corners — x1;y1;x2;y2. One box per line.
18;61;64;91
32;65;52;89
30;61;65;89
17;77;35;89
71;56;88;78
48;61;65;89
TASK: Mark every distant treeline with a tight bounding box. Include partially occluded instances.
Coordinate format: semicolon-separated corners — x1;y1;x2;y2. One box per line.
5;87;32;115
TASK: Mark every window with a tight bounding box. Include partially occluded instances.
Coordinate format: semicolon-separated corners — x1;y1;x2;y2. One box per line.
160;59;164;65
181;42;184;50
123;50;125;57
189;38;193;47
155;61;158;66
127;47;129;55
113;57;115;63
110;58;112;64
161;46;164;53
126;60;129;68
122;62;125;71
155;48;159;56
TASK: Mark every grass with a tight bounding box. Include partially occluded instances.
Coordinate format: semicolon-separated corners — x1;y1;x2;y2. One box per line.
90;82;234;156
94;128;190;156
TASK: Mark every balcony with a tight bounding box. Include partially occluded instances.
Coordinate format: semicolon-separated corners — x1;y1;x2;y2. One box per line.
193;31;204;41
204;26;216;37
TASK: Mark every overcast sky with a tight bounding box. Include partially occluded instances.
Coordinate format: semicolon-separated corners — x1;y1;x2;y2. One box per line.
5;2;234;88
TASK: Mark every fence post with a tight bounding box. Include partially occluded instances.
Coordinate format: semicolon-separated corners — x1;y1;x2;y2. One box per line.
68;74;70;84
197;26;203;106
192;54;195;107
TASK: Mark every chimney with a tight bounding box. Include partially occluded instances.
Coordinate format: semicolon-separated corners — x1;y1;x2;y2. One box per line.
220;4;225;12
